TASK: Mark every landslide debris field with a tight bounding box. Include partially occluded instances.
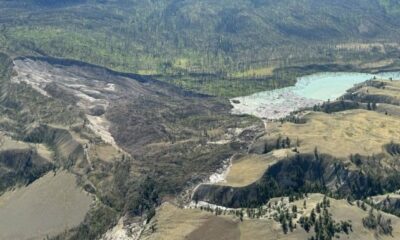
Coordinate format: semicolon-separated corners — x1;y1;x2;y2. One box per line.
0;53;262;239
148;78;400;239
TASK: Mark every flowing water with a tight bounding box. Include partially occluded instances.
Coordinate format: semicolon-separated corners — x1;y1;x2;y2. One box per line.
231;71;400;119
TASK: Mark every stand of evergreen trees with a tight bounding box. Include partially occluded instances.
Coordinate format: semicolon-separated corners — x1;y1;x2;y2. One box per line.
298;197;352;240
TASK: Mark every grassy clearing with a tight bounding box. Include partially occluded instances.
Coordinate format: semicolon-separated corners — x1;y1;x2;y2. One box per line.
173;58;190;70
168;75;288;97
229;66;275;78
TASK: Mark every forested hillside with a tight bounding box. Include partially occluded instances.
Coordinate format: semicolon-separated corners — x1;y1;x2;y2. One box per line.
1;0;399;96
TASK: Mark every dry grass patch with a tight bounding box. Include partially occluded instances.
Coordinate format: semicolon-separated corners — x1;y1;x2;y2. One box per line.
360;59;395;69
354;80;400;100
361;87;400;100
371;193;400;203
381;80;400;88
268;110;400;158
140;203;215;240
0;134;29;151
90;143;122;162
327;197;400;239
187;216;240;240
230;66;275;78
218;150;289;187
290;193;400;240
0;171;93;240
239;218;310;240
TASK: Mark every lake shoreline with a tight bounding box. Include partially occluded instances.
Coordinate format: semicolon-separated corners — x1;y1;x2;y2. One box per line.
231;71;400;120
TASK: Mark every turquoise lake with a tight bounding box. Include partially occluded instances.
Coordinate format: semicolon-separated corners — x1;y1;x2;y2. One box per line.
231;71;400;119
